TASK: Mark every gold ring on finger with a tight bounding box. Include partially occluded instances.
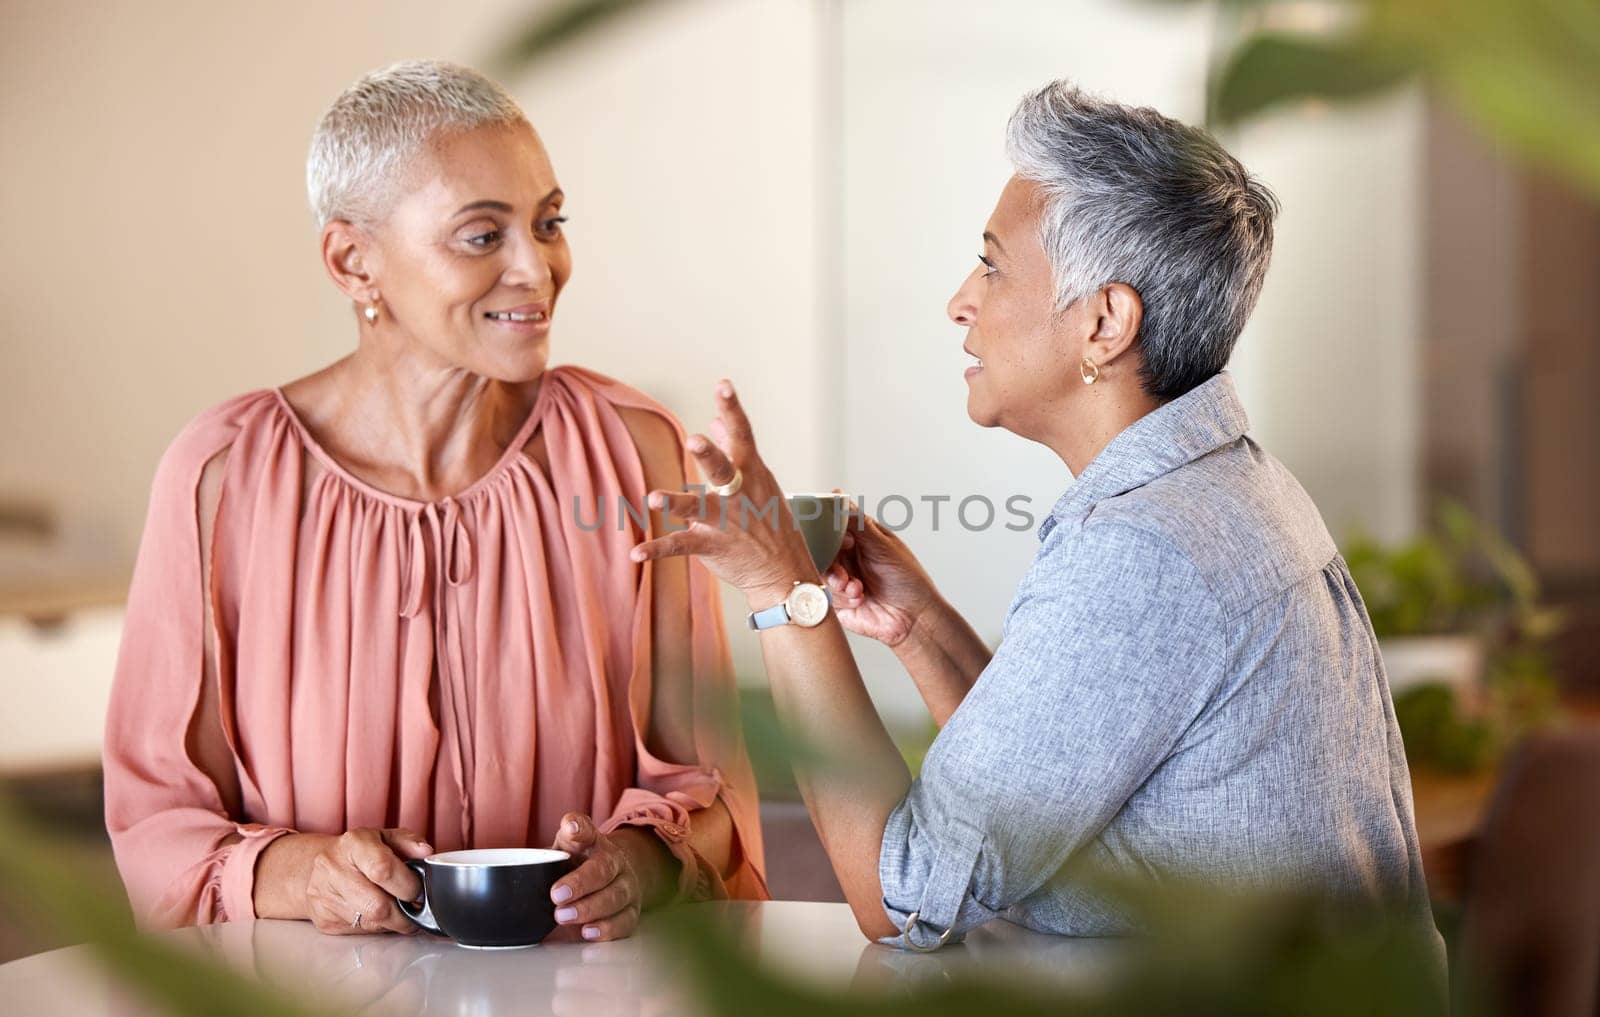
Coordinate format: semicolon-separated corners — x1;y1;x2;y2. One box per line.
709;467;743;498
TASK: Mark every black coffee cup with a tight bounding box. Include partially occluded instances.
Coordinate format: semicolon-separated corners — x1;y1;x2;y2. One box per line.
396;848;576;949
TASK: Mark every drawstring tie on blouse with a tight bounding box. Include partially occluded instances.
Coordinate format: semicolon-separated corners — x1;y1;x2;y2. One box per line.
399;497;476;619
397;496;478;843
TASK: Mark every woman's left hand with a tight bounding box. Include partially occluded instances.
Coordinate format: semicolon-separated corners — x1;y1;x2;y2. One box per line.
549;813;644;942
630;379;818;606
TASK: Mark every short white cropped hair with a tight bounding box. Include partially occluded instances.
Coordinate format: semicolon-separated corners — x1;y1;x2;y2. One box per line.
306;59;528;228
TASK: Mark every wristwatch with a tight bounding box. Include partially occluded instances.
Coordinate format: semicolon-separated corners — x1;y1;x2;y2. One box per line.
747;581;832;630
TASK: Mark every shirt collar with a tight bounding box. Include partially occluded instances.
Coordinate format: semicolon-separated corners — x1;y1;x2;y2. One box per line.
1038;371;1250;540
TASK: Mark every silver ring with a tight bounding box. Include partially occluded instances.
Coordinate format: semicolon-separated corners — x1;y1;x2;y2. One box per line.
900;911;953;953
352;911;363;929
708;467;743;498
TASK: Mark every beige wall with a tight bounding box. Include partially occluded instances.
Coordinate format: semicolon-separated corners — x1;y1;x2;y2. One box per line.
1230;88;1426;546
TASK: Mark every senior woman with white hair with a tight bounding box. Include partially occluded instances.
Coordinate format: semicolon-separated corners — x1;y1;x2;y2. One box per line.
103;60;766;939
635;82;1441;954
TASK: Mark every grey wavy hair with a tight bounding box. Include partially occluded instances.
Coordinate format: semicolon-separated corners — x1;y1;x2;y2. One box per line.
1006;82;1278;400
307;59;528;228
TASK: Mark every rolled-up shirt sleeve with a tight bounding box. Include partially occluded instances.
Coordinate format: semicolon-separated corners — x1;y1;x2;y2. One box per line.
878;521;1225;948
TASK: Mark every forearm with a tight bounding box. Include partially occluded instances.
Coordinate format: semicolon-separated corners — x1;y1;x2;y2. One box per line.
684;794;735;878
893;597;993;726
253;831;336;920
749;589;910;939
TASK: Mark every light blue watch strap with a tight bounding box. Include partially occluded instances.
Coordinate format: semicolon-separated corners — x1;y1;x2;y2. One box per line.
746;586;831;630
747;601;791;630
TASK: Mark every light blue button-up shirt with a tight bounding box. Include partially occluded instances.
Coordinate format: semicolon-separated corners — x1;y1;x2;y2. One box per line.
878;372;1439;953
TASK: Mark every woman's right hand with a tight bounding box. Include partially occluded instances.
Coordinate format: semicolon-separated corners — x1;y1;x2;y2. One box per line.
304;828;433;936
824;502;941;648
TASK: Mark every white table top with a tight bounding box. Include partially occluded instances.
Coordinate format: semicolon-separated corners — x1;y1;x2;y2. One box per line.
0;901;1121;1016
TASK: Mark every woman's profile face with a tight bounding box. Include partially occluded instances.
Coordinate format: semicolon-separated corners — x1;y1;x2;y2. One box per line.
947;175;1092;437
359;121;571;383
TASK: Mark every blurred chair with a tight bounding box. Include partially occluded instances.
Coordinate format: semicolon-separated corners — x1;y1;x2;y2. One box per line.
1457;730;1600;1017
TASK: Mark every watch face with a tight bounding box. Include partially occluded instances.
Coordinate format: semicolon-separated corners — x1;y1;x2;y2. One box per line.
786;583;830;627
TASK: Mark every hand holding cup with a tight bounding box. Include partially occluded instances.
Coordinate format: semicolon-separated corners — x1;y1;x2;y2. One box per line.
306;827;432;936
824;500;941;647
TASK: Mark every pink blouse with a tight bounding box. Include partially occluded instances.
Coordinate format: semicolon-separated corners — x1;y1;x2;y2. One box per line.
103;364;767;928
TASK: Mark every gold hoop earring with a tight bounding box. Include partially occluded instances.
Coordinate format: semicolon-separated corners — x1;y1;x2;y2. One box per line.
363;303;379;324
1080;357;1100;385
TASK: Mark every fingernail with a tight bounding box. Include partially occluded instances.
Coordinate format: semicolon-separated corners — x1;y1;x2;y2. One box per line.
555;906;578;922
566;820;580;835
719;381;733;398
552;885;574;904
582;926;601;940
629;548;645;562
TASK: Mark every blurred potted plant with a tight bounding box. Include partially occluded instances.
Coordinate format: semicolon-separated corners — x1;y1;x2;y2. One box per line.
1343;501;1562;772
1346;502;1515;691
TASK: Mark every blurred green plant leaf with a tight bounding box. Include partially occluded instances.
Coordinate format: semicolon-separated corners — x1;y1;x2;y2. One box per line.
1211;33;1417;123
1414;0;1600;195
1149;0;1600;198
0;797;330;1017
1394;684;1495;774
487;0;674;72
657;869;1452;1017
1343;499;1552;639
737;685;842;794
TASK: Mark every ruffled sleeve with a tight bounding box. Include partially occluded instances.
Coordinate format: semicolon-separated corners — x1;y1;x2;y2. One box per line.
102;396;294;928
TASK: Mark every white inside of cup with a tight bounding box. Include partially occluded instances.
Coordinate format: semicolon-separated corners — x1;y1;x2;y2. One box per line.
426;848;570;867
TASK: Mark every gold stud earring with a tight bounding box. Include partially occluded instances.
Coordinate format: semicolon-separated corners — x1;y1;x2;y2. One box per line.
363;303;379;323
1080;357;1100;385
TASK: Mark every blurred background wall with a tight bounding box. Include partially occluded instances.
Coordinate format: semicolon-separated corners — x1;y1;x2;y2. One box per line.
0;0;1442;757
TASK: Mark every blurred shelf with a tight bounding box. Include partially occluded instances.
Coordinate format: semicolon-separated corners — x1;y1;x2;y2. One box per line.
1413;768;1497;851
0;574;129;626
1412;766;1497;905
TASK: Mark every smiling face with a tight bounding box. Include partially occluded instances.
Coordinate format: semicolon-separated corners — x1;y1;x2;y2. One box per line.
947;175;1101;438
341;121;571;382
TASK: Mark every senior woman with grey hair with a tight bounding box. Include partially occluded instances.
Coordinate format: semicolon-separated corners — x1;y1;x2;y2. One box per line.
635;81;1441;953
103;59;767;940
